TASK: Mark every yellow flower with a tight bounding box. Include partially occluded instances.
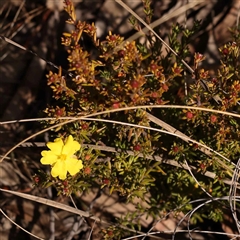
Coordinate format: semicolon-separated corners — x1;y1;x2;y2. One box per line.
41;135;83;180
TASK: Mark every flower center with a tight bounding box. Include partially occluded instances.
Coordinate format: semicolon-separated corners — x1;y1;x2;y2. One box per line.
59;154;67;161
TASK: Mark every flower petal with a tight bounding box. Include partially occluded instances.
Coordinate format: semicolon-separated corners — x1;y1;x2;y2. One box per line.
65;157;83;176
62;135;80;156
40;150;58;165
47;138;63;155
51;161;67;180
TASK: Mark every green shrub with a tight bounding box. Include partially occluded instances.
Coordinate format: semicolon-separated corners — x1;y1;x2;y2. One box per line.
37;0;240;238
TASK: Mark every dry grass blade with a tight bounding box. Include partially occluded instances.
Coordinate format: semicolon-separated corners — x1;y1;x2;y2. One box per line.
0;208;44;240
229;158;240;234
82;116;235;177
115;0;194;74
1;105;238;175
145;112;235;174
0;111;237;188
0;188;91;218
146;112;212;156
122;1;206;44
6;0;25;36
0;35;65;74
0;188;163;239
